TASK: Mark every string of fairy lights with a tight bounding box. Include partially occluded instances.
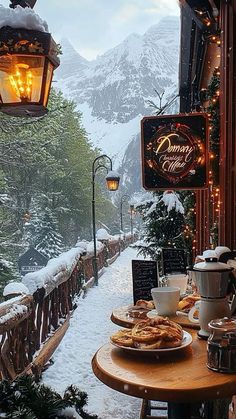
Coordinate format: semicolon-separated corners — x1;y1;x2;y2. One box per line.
182;6;221;254
202;29;221;248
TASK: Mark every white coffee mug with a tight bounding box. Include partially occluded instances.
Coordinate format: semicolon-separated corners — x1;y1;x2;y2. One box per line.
151;286;180;316
166;274;188;295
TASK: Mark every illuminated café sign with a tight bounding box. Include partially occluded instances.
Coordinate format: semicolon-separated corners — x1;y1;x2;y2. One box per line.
141;113;208;190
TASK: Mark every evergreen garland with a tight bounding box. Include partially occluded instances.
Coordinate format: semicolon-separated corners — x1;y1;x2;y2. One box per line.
0;375;99;419
207;69;220;245
207;69;220;185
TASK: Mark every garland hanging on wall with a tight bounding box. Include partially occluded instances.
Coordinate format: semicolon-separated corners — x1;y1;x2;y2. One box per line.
206;68;220;247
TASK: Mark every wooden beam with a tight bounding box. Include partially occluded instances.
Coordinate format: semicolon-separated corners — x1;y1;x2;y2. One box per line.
31;316;70;379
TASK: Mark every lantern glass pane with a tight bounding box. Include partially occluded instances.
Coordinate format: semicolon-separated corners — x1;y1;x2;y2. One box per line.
43;61;53;106
106;179;119;191
0;55;45;104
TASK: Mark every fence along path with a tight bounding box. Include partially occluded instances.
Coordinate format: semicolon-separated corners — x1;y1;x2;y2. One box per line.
0;235;133;380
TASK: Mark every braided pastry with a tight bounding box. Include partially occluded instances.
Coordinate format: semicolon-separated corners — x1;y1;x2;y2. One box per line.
111;316;183;349
110;329;133;347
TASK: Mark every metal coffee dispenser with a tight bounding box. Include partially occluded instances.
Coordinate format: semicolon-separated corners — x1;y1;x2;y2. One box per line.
189;257;234;338
207;318;236;373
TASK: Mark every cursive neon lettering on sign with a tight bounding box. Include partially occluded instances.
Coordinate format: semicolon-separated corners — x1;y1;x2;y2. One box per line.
155;133;194;163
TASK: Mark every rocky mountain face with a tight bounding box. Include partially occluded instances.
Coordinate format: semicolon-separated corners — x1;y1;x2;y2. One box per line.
55;16;180;195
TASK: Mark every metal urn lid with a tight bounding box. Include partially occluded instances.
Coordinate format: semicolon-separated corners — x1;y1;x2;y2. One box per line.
193;257;233;272
208;317;236;333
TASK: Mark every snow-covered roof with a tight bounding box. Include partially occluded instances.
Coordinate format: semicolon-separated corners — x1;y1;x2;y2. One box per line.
0;5;48;32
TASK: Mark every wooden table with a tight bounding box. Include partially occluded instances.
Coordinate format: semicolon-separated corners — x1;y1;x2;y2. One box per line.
92;330;236;419
111;305;200;330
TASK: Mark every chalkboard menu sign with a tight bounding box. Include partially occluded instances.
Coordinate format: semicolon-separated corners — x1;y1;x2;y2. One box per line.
132;260;158;304
162;248;187;275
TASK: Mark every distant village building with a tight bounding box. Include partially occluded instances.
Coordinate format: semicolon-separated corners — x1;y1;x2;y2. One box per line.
18;247;48;276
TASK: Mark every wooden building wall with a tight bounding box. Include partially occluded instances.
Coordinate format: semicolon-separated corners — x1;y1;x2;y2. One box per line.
219;0;236;250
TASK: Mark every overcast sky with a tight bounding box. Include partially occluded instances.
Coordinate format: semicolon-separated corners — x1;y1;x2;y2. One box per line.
0;0;180;60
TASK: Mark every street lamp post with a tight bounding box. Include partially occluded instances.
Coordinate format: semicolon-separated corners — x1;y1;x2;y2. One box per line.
92;154;120;286
120;194;130;234
130;204;134;236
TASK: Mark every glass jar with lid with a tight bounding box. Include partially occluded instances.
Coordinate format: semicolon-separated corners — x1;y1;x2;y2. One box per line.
207;317;236;373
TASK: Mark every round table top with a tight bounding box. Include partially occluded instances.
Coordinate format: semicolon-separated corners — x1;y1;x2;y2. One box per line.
92;330;236;403
111;305;200;330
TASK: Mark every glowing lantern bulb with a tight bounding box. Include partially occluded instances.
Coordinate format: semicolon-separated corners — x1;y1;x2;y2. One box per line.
9;63;33;102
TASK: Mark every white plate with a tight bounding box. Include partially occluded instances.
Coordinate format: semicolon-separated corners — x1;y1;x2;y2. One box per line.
111;330;192;353
147;309;187;319
147;309;197;320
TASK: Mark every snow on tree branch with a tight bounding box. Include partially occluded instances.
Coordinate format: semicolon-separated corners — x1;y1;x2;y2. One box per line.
161;191;184;214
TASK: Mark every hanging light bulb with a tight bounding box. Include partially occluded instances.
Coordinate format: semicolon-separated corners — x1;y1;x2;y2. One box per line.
9;63;33;102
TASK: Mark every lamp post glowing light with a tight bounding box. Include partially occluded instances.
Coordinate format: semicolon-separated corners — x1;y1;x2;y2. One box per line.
105;170;120;191
0;2;60;117
92;155;120;285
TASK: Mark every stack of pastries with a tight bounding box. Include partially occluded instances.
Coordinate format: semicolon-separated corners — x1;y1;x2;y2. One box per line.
177;294;200;312
111;316;183;349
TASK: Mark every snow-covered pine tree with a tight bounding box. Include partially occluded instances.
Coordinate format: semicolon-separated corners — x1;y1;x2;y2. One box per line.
22;208;41;250
0;374;99;418
34;207;64;259
135;190;186;260
0;255;15;301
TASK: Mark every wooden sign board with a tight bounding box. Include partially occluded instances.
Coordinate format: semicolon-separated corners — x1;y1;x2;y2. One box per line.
161;248;187;275
141;113;208;190
132;260;158;304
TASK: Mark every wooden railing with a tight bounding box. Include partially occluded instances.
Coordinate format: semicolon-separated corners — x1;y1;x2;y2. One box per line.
0;236;134;380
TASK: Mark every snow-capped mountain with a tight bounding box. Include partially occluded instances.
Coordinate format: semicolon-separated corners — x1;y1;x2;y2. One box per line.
55;16;180;192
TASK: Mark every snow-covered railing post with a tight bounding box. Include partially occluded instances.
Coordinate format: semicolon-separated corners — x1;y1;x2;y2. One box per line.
0;295;34;379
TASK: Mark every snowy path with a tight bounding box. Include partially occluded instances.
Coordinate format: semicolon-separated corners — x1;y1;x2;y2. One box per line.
43;247;143;419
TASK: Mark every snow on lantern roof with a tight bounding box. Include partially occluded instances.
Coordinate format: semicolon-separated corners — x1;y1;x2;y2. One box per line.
0;5;48;32
3;282;29;297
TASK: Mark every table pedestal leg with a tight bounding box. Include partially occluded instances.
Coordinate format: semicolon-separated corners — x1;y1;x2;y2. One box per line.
168;402;191;419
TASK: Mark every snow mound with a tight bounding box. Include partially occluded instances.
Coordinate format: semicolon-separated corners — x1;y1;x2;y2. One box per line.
3;282;29;297
96;228;111;240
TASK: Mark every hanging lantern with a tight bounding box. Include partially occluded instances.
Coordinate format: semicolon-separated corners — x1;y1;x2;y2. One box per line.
0;25;60;117
105;170;120;191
